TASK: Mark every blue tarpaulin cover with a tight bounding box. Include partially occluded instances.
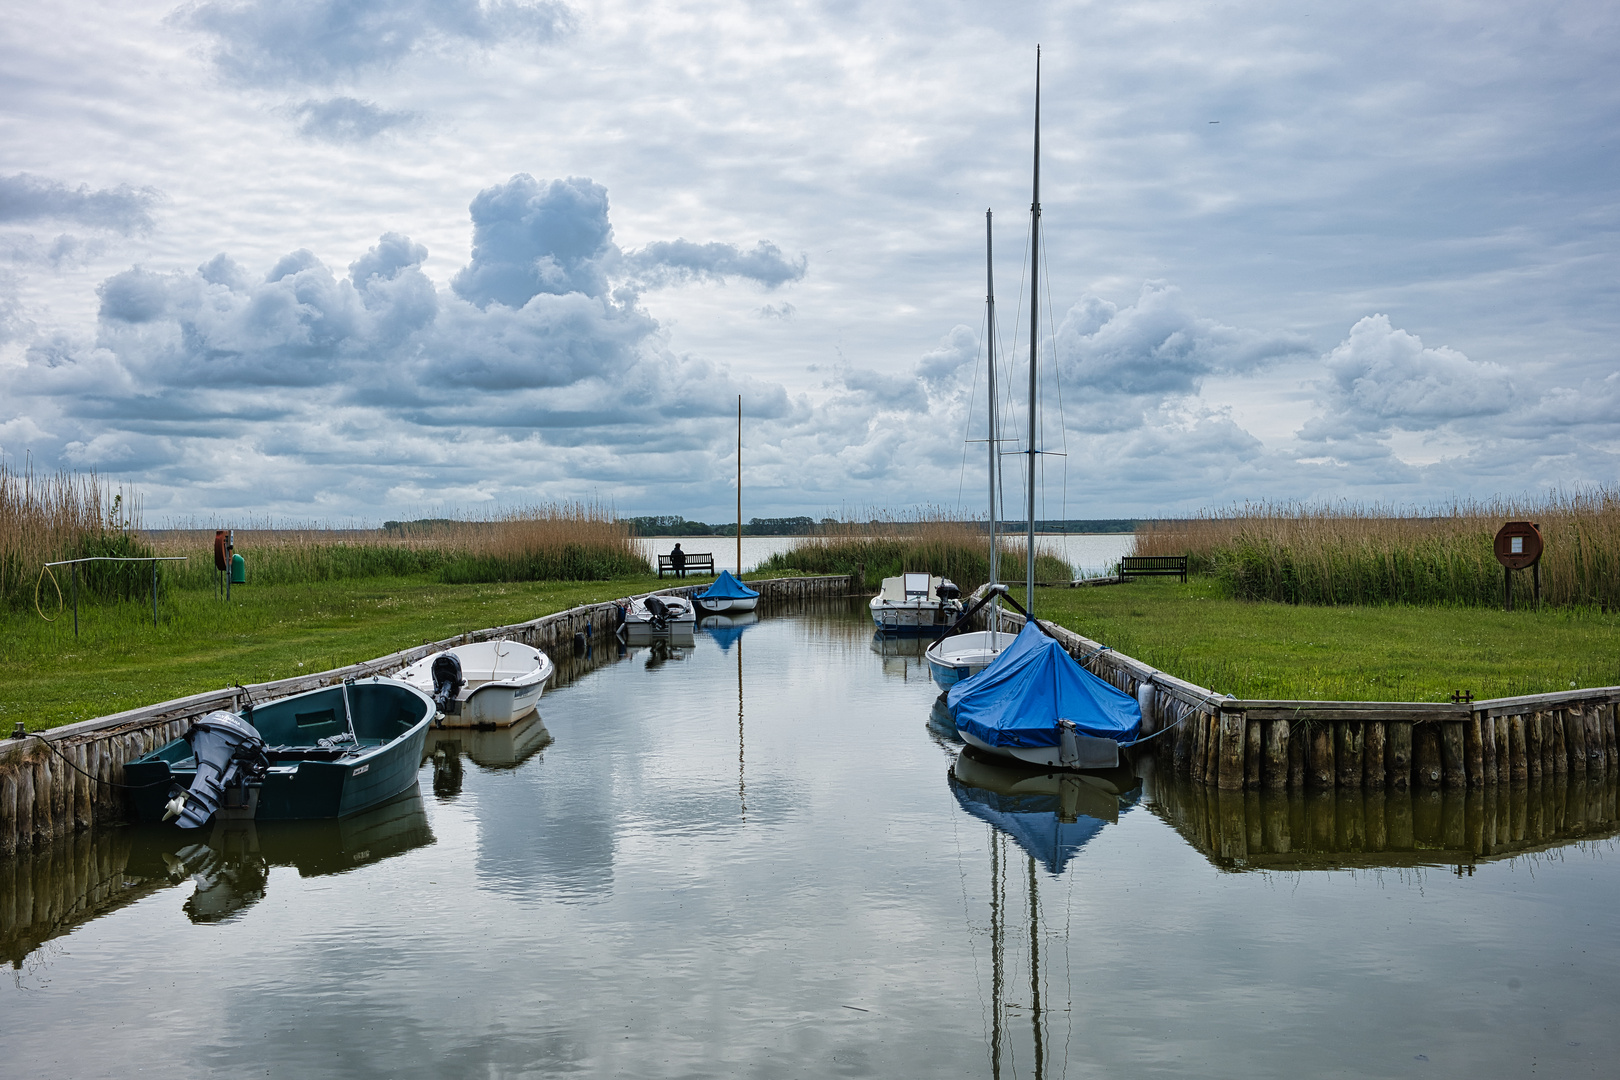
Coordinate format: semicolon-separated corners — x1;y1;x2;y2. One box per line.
947;622;1142;749
697;571;760;600
948;776;1137;875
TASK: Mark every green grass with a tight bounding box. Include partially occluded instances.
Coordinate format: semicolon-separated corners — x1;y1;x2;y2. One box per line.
1033;576;1620;702
1;573;680;732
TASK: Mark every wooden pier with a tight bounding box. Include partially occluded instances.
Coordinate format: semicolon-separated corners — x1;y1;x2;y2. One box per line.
0;574;856;855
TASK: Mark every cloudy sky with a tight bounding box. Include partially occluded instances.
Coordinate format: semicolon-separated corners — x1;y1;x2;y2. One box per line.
2;1;1616;523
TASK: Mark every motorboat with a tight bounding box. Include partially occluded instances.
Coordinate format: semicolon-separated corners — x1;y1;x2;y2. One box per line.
397;638;554;727
694;570;760;614
869;572;962;635
125;676;434;826
927;628;1018;690
947;621;1142;769
618;593;697;644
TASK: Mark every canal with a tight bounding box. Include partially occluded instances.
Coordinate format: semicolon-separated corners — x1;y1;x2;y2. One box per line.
4;603;1620;1077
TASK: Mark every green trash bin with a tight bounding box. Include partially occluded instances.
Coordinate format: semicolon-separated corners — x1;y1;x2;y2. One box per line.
230;552;246;584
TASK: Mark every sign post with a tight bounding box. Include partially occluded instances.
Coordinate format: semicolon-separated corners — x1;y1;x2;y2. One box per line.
1492;521;1543;611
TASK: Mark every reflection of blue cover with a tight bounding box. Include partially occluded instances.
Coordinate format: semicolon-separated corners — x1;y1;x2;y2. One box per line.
947;622;1141;749
698;571;760;600
703;622;748;652
949;775;1135;875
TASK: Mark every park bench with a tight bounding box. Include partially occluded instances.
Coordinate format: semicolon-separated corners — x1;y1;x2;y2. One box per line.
1118;555;1188;583
658;551;715;578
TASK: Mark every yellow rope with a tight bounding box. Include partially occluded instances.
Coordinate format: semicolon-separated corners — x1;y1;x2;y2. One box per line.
34;564;62;622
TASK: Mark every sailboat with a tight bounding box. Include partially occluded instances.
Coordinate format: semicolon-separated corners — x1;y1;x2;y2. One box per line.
925;210;1019;689
944;47;1144;770
696;396;760;615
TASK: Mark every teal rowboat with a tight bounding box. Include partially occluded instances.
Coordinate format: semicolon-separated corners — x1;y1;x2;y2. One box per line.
126;676;433;824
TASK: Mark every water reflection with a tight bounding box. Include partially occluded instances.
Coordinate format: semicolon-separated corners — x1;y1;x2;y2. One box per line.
425;712;555;800
1151;770;1620;871
872;631;930;680
700;610;759;653
950;749;1140;875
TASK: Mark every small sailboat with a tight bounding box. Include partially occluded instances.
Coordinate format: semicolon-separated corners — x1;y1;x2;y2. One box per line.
696;398;760;615
125;676;435;826
926;208;1018;688
944;54;1143;769
694;570;760;614
869;572;963;633
398;639;554;727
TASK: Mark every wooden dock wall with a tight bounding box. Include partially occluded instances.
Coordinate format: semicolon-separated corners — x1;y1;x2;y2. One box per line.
988;607;1620;793
0;574;856;855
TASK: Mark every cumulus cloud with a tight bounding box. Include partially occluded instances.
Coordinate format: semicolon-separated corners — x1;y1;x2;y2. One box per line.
176;0;574;85
0;173;160;233
624;240;806;290
290;96;416;142
1301;314;1515;442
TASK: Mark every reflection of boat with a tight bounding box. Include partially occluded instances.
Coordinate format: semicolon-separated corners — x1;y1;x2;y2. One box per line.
870;573;963;634
129;791;435;924
701;609;759;652
397;639;554;727
126;676;434;825
927;210;1017;688
949;621;1141;769
694;570;760;614
618;593;697;644
950;747;1140;875
423;711;553;774
871;630;931;680
926;694;964;746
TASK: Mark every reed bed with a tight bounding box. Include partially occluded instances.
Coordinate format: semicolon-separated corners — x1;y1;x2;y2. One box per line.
1134;488;1620;608
151;503;650;587
0;462;153;610
757;512;1072;589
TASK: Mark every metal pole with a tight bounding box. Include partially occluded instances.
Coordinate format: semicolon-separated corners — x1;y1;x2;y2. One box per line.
72;561;79;637
737;394;743;577
986;208;999;636
1504;565;1512;612
152;560;158;627
1026;45;1042;613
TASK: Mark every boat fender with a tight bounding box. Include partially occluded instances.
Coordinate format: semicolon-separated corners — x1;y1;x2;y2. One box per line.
1136;677;1158;735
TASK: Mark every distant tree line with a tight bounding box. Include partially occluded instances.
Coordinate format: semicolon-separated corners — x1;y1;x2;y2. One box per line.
623;516;1147;536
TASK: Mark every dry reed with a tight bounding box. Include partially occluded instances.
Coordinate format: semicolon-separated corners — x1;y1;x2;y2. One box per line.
0;461;150;609
760;509;1072;589
1134;488;1620;608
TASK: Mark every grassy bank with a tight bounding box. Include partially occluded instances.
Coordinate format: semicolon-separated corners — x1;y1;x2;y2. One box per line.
1036;577;1620;702
1;573;675;732
1135;489;1620;608
759;517;1072;590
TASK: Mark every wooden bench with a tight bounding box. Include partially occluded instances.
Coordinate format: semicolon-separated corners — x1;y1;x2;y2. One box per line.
658;551;715;578
1118;555;1188;583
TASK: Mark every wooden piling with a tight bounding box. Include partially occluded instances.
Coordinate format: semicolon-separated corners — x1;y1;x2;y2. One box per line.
1414;724;1443;788
1464;717;1483;788
1388;722;1413;791
1551;710;1568;776
1568;707;1588;776
1288;723;1306;790
1173;705;1194;775
1442;722;1467;788
1525;714;1543;781
1265;720;1290;790
1337;722;1363;789
1190;710;1209;783
1204;712;1222;784
1605;704;1618;772
1245;719;1263;790
1218;713;1246;792
1481;713;1498;785
1364;721;1387;790
1308;724;1335;789
1509;715;1529;782
1583;705;1606;772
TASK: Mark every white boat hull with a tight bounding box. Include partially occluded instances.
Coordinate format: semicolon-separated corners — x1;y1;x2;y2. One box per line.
398;640;554;728
925;630;1019;689
957;726;1122;770
620;594;697;644
694;594;759;614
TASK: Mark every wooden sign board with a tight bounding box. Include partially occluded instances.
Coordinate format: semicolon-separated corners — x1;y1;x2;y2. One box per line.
1493;521;1542;570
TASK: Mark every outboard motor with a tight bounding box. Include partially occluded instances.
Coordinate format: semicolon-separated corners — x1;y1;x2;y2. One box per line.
937;579;961;601
644;595;671;630
164;711;269;829
432;653;465;715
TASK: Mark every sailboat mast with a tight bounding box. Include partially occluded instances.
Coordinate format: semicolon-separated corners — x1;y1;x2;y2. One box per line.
1026;45;1042;612
986;209;998;600
736;395;742;576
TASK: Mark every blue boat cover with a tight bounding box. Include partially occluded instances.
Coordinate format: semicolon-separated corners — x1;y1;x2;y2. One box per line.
947;622;1142;749
949;775;1135;875
698;571;760;600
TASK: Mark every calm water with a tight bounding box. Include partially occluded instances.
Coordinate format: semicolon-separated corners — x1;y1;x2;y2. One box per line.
5;604;1620;1078
638;534;1135;578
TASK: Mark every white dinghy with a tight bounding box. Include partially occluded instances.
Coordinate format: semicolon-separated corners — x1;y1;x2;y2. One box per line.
399;639;554;728
869;573;962;635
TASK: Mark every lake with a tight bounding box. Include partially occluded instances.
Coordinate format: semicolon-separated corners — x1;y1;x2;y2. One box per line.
4;601;1618;1077
637;533;1136;578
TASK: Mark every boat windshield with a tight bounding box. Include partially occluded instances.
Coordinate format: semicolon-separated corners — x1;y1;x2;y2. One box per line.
903;573;932;599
